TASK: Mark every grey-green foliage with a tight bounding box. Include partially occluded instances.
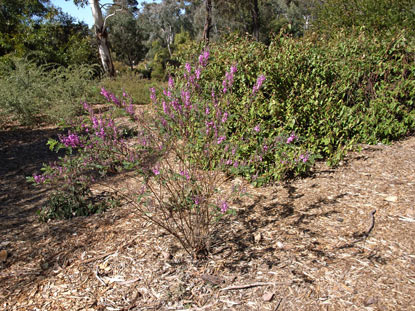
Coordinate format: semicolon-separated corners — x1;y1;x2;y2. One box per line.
0;58;98;126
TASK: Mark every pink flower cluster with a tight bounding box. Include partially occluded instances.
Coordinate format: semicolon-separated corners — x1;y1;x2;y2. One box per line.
60;132;81;148
222;65;237;94
198;49;209;67
252;74;266;95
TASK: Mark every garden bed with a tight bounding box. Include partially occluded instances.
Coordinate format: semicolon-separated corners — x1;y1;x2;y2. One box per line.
1;125;414;310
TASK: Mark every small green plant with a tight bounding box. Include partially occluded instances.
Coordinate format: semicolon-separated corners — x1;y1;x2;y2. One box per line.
38;185;118;221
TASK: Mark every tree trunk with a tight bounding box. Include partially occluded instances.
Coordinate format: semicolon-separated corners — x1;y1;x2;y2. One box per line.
202;0;212;45
251;0;260;40
89;0;115;77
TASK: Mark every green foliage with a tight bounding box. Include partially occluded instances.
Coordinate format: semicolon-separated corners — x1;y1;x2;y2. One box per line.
1;4;98;67
173;30;415;173
0;58;98;126
313;0;415;34
107;11;147;69
0;0;50;55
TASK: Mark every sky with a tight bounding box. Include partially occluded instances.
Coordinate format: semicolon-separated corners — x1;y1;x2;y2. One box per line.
51;0;95;26
51;0;162;28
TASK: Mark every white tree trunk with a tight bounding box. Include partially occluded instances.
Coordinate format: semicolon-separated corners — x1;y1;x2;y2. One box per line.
89;0;115;77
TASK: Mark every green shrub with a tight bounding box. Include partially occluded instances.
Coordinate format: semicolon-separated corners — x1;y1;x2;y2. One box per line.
171;30;415;179
313;0;415;35
0;58;98;126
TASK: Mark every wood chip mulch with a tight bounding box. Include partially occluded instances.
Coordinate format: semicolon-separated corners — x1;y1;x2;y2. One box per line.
1;127;414;311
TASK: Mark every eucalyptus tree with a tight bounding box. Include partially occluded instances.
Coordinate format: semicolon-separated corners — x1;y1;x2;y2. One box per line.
107;10;146;69
139;0;191;58
72;0;136;76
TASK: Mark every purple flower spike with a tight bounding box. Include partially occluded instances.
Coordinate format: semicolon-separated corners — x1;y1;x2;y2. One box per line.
168;76;174;89
33;174;45;184
286;133;298;144
100;87;110;101
220;201;229;213
185;63;191;74
199;49;209;67
217;136;226;144
252;74;266;95
150;87;157;103
300;153;310;163
221;112;228;123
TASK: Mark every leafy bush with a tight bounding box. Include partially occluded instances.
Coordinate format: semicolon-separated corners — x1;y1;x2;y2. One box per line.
313;0;415;35
172;30;415;170
0;58;98;126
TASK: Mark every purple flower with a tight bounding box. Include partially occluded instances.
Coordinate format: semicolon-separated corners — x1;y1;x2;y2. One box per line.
199;49;209;67
194;197;200;205
253;125;260;133
252;74;266;95
168;76;174;89
220;201;229;213
221;112;228;123
179;170;190;181
185;63;191;74
181;90;191;109
299;153;310;163
150;87;156;103
286;133;298;144
205;106;210;115
33;174;45;184
162;101;169;114
217;136;226;144
82;102;90;111
125;103;135;116
100;87;110;101
171;99;181;111
263;145;269;151
222;65;237;93
60;132;81;148
195;67;201;80
152;168;160;175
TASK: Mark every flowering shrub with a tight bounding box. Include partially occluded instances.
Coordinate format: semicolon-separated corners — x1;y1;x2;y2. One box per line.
29;48;309;258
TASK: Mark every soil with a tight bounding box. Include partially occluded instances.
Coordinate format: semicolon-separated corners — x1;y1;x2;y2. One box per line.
1;124;415;311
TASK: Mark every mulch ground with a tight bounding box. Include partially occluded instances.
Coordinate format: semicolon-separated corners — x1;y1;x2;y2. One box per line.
1;124;414;311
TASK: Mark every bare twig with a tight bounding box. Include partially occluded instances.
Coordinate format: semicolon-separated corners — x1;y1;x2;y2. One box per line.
274;298;283;311
220;282;275;291
364;209;376;238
